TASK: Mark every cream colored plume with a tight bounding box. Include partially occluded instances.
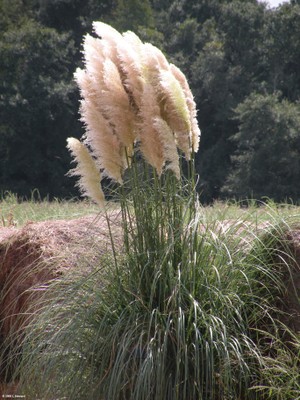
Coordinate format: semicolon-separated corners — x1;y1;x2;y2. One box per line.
123;31;144;51
92;21;124;67
101;58;137;148
118;32;145;110
153;117;180;179
138;84;164;175
143;43;170;71
158;69;192;159
75;59;131;182
170;63;200;153
74;67;105;120
74;68;100;114
82;34;105;77
93;21;123;42
141;43;169;86
80;99;124;184
66;137;105;206
69;21;201;201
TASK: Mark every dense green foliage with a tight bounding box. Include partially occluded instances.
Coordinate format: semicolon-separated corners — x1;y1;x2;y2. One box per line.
1;0;300;201
223;93;300;199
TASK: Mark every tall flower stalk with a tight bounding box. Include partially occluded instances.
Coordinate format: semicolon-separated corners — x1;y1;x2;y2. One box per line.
67;22;202;308
67;21;202;301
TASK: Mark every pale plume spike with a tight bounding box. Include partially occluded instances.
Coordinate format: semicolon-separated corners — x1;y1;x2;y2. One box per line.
138;84;164;175
123;31;144;53
80;99;124;184
83;34;105;76
92;21;124;67
93;21;123;41
74;68;97;105
75;65;130;169
117;35;145;110
101;58;137;148
74;68;105;117
141;43;169;85
143;43;170;71
158;69;192;159
170;63;201;152
66;138;105;206
153;117;180;179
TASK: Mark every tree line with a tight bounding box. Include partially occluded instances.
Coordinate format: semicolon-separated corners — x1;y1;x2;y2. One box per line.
1;0;300;202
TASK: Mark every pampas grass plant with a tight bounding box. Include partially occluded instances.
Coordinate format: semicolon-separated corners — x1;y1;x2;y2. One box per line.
5;23;299;400
13;204;300;400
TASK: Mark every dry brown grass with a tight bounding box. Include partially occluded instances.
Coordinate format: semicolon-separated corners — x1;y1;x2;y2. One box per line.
0;212;122;388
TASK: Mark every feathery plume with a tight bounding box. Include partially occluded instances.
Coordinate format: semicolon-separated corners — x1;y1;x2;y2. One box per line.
153;117;180;179
123;31;144;53
70;21;201;200
118;32;145;110
66;137;105;206
170;64;201;153
101;58;137;148
82;34;105;78
144;43;170;71
93;21;123;42
138;84;164;175
158;69;192;159
75;62;128;181
92;21;124;67
190;118;201;154
74;68;97;107
141;43;169;85
80;99;124;184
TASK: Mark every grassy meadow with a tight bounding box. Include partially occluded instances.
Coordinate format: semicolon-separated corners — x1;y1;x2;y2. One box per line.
0;191;100;227
1;190;299;227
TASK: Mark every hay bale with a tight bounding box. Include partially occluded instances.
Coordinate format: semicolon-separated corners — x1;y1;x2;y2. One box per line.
0;213;121;341
0;212;122;385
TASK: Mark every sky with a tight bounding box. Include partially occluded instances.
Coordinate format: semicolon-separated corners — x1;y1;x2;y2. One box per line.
259;0;290;7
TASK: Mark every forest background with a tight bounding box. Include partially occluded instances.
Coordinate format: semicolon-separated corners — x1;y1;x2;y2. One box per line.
1;0;300;203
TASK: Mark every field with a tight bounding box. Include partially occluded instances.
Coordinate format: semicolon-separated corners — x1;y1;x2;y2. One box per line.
0;193;299;399
0;192;100;227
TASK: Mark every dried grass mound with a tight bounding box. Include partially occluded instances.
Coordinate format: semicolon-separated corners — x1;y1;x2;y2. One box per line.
0;213;120;341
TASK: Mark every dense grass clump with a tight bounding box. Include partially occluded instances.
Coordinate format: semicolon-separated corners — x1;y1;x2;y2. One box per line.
10;176;299;399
